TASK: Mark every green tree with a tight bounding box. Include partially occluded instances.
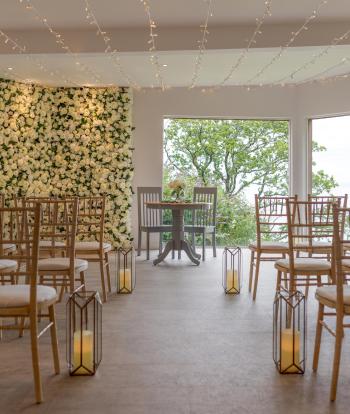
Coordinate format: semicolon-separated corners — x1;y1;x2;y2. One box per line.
163;119;337;245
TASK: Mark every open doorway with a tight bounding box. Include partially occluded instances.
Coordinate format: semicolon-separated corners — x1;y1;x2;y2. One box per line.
162;118;291;247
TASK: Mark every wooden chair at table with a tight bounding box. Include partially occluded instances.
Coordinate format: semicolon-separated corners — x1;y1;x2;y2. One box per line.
74;195;112;303
184;187;217;261
0;203;60;403
274;199;335;296
24;198;87;300
137;187;172;260
0;195;18;279
313;203;350;401
249;195;296;300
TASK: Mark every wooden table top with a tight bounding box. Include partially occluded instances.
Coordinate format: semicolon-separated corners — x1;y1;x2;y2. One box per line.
146;201;210;210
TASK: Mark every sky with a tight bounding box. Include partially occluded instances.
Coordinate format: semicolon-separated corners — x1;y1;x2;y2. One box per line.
312;115;350;195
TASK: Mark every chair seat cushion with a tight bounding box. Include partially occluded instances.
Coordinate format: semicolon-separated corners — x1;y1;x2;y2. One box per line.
315;285;350;312
341;259;350;268
295;241;332;250
38;258;88;272
275;258;331;272
4;243;16;252
39;240;66;248
75;241;112;252
184;225;215;233
249;241;288;251
0;284;57;308
0;259;17;271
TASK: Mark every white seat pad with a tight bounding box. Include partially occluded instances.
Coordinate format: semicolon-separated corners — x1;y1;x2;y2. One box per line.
341;259;350;268
0;284;57;307
275;258;331;271
0;259;17;271
249;241;288;251
38;258;88;271
315;285;350;312
296;241;332;248
75;241;112;251
39;240;65;248
4;243;16;252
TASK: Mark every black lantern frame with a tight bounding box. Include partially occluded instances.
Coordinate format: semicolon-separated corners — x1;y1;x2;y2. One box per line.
66;290;102;376
117;246;136;293
222;246;242;294
273;287;306;374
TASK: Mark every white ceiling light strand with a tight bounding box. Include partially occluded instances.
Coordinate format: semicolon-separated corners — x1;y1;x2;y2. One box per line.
219;0;272;87
18;0;102;84
0;29;74;86
276;27;350;84
83;0;140;89
139;0;166;90
246;0;329;85
189;0;214;89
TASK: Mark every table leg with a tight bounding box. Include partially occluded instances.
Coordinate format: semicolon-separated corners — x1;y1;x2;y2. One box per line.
153;241;173;265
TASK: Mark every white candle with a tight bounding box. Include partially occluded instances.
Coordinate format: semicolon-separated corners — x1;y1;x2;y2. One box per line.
280;329;301;373
73;330;94;374
226;269;239;292
119;268;132;292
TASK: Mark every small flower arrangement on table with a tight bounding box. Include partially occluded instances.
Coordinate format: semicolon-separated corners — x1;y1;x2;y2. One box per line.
168;179;186;201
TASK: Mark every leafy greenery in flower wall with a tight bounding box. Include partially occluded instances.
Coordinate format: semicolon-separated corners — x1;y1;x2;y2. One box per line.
0;78;133;247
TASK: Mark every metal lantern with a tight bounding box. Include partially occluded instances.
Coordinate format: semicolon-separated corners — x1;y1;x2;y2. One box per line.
222;246;242;294
67;290;102;376
117;246;136;293
273;288;306;374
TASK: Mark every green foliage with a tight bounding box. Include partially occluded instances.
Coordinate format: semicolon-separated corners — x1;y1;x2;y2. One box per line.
163;119;337;246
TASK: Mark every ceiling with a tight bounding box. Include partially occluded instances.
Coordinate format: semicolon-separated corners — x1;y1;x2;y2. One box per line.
1;0;350;29
0;0;350;88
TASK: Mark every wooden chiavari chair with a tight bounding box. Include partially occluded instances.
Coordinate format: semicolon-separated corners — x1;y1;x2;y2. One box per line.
24;198;87;300
74;195;112;303
275;199;335;295
313;203;350;401
249;195;297;300
0;203;60;403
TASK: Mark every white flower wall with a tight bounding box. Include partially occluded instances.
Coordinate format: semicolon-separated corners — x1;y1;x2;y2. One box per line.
0;78;133;247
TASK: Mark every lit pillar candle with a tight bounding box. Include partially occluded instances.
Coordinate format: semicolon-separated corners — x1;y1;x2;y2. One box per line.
226;269;239;292
119;268;132;291
281;329;300;373
73;330;94;374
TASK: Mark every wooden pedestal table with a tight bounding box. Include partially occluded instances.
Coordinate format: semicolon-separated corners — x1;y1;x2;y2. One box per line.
146;201;209;266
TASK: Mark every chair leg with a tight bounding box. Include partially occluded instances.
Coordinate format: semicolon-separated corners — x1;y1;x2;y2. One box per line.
252;253;261;300
248;250;255;292
178;250;181;260
99;259;107;302
191;232;196;252
48;305;60;375
19;316;25;338
30;313;43;403
159;232;163;255
202;231;206;261
212;232;216;257
172;249;175;259
276;270;282;291
313;303;324;372
104;252;112;293
137;229;142;256
330;317;344;401
80;271;86;293
146;232;150;261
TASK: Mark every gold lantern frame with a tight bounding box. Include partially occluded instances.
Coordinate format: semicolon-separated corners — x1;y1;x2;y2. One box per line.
117;246;136;293
66;290;102;376
273;287;306;374
222;246;242;294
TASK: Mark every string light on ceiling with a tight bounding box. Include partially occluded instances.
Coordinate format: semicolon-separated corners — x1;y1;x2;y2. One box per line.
189;0;214;89
0;29;75;86
18;0;102;85
275;26;350;84
83;0;140;89
139;0;166;90
218;0;272;88
245;0;329;85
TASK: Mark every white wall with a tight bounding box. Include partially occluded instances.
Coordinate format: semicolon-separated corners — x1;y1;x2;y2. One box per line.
132;78;350;247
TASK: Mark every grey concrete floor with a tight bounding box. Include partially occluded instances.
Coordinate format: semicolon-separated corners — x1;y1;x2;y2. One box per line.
0;249;349;414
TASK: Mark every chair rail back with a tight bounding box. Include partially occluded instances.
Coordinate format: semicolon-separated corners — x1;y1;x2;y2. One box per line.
192;187;217;227
137;187;162;228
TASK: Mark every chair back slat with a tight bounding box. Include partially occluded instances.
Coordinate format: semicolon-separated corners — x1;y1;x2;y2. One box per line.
75;196;105;247
137;187;162;227
193;187;217;227
255;195;297;246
